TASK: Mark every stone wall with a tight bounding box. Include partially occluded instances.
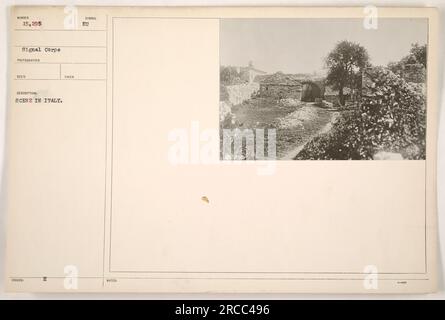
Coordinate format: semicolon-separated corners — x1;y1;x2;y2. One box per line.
219;101;232;122
224;83;260;105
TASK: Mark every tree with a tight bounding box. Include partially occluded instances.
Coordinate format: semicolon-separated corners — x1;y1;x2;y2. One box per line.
388;43;427;83
410;43;427;68
325;41;369;105
220;66;241;85
388;43;426;71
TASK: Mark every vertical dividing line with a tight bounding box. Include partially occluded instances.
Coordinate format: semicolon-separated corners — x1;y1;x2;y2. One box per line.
102;14;109;288
108;17;114;274
424;18;429;275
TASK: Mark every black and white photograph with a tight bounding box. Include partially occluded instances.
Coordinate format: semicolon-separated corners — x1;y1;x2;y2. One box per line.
220;18;427;160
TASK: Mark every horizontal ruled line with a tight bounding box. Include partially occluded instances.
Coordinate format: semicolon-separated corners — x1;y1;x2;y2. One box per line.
14;78;106;81
15;62;106;65
14;45;106;48
110;270;428;274
9;276;430;281
14;29;106;32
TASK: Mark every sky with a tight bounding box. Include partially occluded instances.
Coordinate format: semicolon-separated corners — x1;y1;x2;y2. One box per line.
220;18;428;74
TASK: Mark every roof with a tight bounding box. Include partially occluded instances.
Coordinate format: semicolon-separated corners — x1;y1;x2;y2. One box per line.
260;72;308;86
240;66;267;74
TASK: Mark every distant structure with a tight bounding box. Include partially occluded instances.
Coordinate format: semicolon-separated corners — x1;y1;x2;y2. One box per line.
238;61;267;83
301;81;324;102
391;63;426;84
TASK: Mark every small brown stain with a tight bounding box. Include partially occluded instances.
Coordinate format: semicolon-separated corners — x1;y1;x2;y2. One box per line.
201;196;209;204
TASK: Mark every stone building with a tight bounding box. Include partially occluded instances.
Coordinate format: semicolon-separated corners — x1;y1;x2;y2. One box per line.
237;61;267;84
258;72;324;101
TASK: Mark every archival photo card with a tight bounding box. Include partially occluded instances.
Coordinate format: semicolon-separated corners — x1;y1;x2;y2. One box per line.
5;6;439;294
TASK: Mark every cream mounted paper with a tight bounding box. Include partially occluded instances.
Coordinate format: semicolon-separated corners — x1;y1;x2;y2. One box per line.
5;6;439;293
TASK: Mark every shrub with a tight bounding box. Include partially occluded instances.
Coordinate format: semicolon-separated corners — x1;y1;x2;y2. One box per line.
220;84;229;101
220;66;244;85
296;67;426;160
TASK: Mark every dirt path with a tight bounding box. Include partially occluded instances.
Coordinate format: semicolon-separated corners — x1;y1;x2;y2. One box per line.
227;99;337;159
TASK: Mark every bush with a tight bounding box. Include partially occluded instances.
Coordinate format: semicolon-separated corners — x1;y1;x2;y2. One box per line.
220;84;229;101
296;67;426;160
220;66;244;85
